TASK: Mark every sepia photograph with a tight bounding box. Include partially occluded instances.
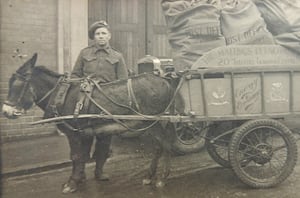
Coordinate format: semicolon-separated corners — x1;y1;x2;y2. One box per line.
1;0;300;197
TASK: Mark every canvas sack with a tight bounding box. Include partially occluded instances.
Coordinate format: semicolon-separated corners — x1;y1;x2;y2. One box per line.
220;0;274;45
162;0;226;70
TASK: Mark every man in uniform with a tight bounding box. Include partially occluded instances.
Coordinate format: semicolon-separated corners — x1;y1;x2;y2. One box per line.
69;20;128;184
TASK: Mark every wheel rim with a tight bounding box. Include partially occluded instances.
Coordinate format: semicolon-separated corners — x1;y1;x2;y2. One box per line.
235;126;290;182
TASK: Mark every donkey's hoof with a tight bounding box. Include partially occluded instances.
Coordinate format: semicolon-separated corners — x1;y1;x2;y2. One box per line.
155;180;165;188
62;179;78;194
142;178;152;185
95;173;110;181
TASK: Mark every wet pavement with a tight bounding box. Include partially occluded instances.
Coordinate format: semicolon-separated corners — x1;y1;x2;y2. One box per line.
1;135;70;176
1;118;300;198
1;135;217;198
2;141;300;198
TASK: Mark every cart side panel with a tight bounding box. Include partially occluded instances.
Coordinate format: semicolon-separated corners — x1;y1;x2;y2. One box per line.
179;79;191;115
179;78;204;115
205;78;233;116
189;79;204;115
293;72;300;112
178;66;300;119
234;74;262;114
264;72;290;113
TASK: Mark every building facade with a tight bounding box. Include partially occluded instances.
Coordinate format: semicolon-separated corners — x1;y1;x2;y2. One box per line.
0;0;171;140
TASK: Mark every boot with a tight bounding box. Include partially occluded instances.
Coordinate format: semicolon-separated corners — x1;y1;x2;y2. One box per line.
95;170;110;181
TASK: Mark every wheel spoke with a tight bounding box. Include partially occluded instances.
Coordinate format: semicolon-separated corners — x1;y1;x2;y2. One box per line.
177;132;184;139
272;155;286;168
272;144;287;152
253;131;261;143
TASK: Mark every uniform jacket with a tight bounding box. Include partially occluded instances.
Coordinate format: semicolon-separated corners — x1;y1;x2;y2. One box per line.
71;43;128;83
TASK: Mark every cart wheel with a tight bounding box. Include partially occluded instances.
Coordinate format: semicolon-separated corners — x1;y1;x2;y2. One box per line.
205;121;239;168
205;132;231;168
172;122;208;154
229;119;298;188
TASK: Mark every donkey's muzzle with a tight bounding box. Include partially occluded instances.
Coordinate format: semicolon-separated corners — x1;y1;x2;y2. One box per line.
2;103;22;119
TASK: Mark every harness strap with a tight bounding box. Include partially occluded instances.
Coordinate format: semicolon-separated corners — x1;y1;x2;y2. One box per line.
91;75;185;118
91;79;154;118
127;79;141;111
48;75;186;134
74;95;85;117
85;89;159;132
36;76;65;105
74;79;93;117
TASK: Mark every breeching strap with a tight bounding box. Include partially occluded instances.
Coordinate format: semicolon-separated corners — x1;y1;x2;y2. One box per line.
127;79;141;111
82;76;186;132
85;90;159;132
90;76;185;118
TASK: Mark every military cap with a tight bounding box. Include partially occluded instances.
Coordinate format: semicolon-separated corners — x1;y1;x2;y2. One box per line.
88;20;110;40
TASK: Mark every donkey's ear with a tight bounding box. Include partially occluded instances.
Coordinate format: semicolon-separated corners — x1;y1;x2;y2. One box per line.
17;53;38;74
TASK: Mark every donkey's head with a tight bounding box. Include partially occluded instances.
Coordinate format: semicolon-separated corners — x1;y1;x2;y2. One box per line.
2;53;38;119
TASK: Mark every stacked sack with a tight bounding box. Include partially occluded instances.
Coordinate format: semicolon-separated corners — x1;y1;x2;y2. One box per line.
253;0;300;55
220;0;274;45
161;0;275;71
161;0;226;71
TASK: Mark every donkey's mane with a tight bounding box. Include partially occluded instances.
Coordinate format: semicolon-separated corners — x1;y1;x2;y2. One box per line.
33;66;63;78
103;72;164;86
32;66;164;86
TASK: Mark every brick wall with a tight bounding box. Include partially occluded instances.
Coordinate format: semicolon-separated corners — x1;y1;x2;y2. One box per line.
0;0;58;141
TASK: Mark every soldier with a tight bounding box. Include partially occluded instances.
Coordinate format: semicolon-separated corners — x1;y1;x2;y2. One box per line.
72;20;128;82
69;20;128;185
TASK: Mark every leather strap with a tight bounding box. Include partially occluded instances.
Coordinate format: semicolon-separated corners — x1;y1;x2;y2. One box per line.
127;79;140;111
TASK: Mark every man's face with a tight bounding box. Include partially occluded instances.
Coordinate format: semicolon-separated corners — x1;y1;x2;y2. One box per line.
94;27;111;46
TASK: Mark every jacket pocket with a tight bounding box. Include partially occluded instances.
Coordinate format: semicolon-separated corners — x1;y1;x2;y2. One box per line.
106;57;119;65
83;55;97;62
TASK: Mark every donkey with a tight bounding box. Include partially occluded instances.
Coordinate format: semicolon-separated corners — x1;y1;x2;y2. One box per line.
2;54;182;193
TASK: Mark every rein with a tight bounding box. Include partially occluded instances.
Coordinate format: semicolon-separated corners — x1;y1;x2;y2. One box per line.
28;72;186;134
35;76;65;105
89;76;183;118
80;75;185;132
85;90;159;132
86;78;160;132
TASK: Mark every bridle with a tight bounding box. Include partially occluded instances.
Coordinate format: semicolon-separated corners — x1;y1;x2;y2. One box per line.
4;71;60;109
4;72;35;108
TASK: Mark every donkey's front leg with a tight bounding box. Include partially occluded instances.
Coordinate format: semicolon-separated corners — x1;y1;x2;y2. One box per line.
62;160;86;193
62;132;93;193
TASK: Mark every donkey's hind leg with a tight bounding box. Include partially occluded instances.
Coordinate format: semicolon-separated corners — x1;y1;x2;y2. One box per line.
156;149;171;188
143;142;163;185
93;134;112;181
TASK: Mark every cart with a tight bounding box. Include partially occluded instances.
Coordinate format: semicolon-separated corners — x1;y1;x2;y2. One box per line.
178;45;300;188
32;45;300;188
